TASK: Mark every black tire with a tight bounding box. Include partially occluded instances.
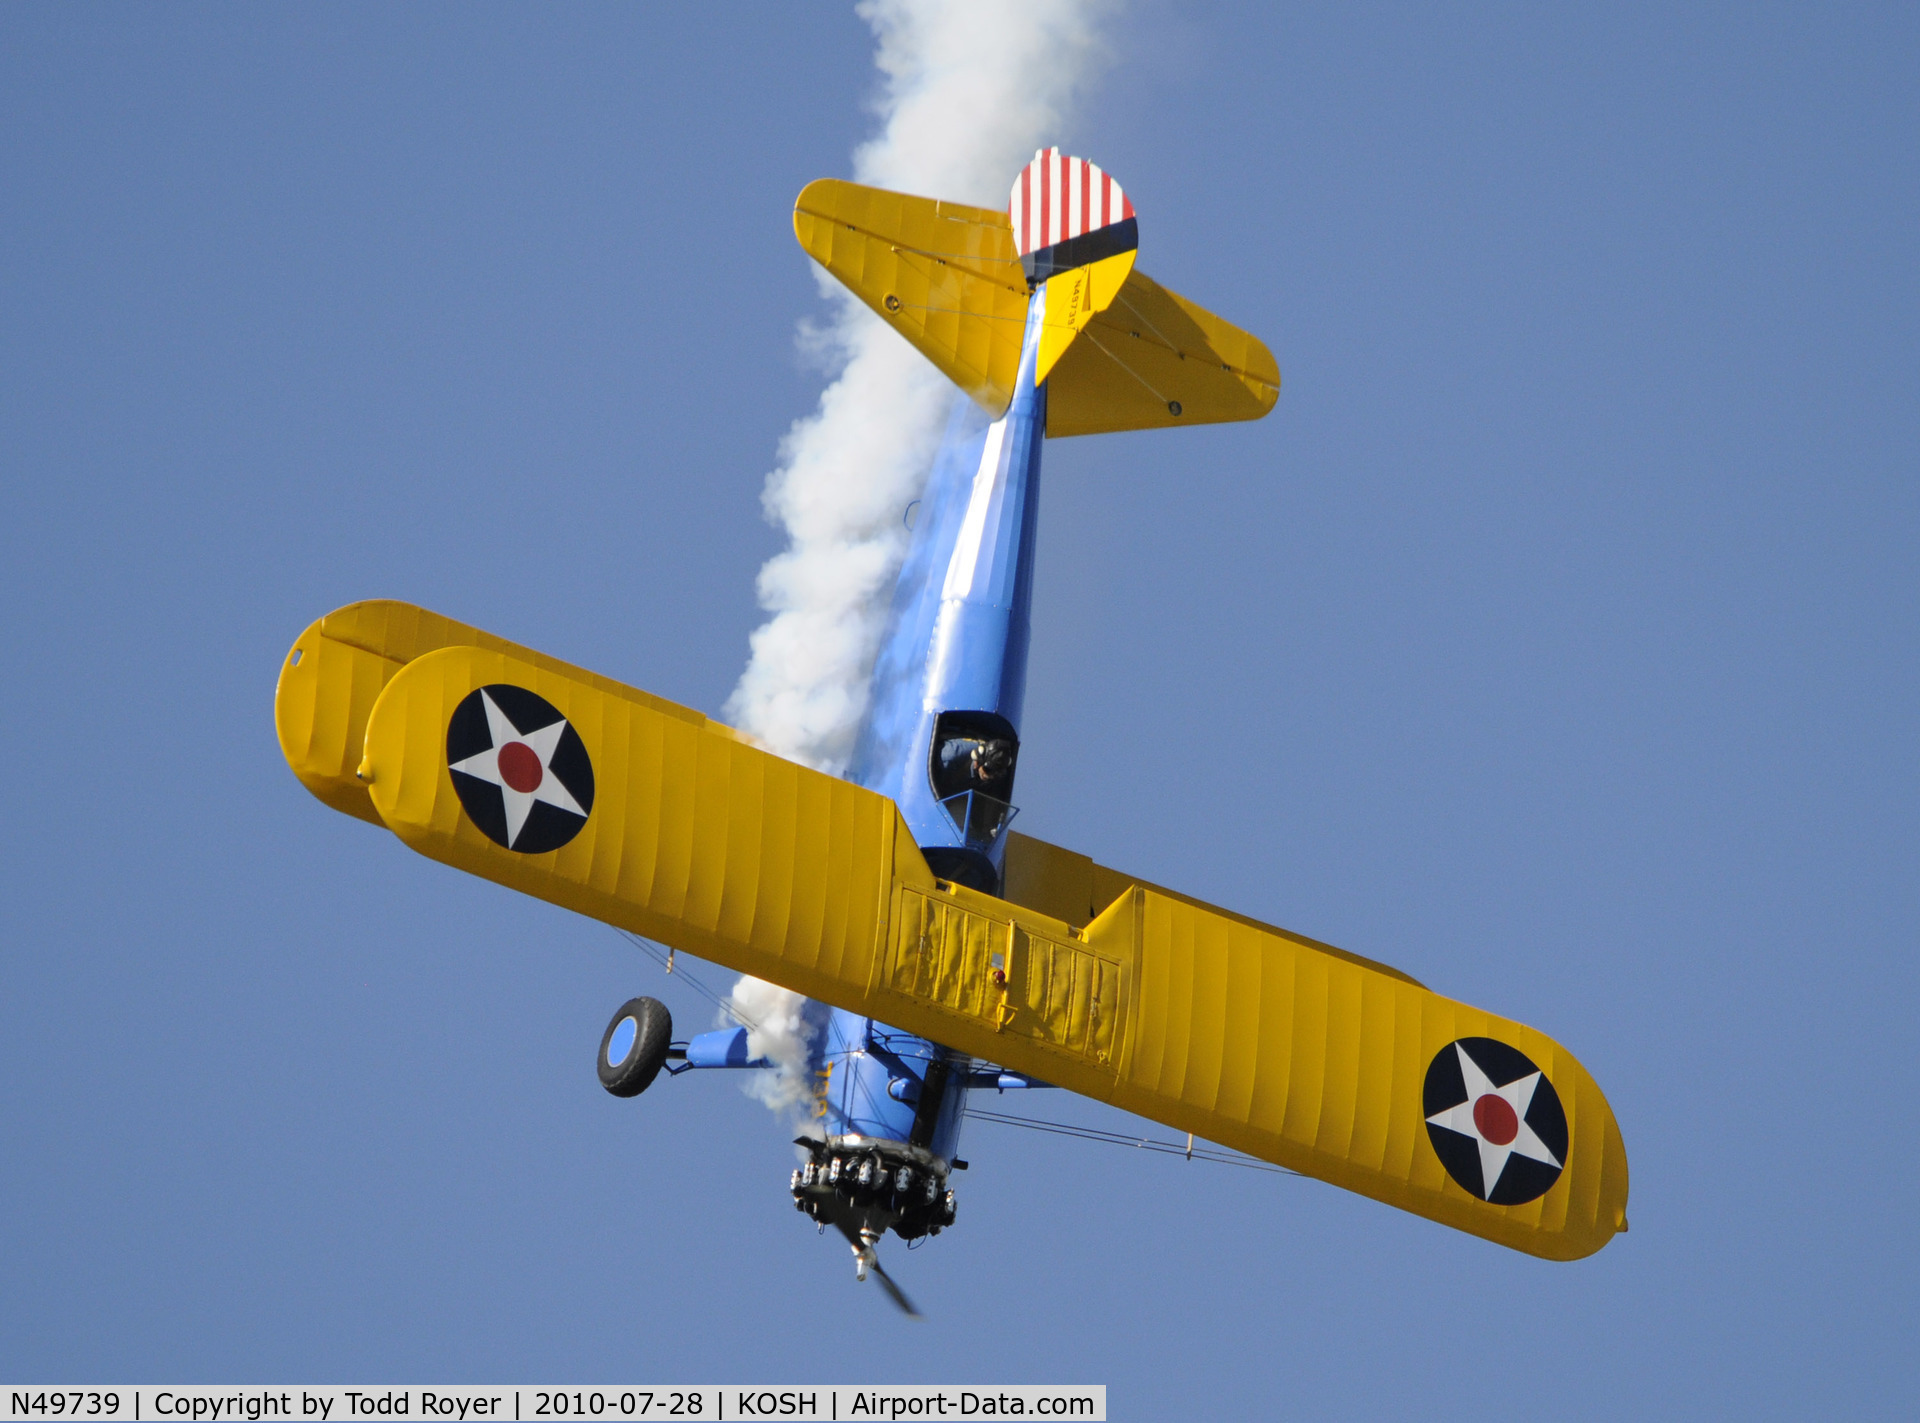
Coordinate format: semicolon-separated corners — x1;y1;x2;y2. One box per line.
597;996;673;1098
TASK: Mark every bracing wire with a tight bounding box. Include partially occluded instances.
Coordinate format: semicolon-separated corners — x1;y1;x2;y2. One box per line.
612;929;764;1034
964;1107;1302;1176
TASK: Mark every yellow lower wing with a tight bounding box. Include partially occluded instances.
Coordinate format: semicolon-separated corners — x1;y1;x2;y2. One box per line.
277;602;1627;1260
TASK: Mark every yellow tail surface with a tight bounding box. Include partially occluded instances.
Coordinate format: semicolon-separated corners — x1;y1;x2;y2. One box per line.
793;179;1279;436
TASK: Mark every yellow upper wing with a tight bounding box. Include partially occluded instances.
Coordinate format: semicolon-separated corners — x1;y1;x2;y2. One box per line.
277;602;1627;1261
793;178;1279;437
273;599;735;826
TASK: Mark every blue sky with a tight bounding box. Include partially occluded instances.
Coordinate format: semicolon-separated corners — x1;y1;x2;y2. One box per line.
3;5;1915;1415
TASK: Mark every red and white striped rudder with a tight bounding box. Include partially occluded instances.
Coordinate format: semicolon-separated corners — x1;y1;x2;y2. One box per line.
1008;148;1138;283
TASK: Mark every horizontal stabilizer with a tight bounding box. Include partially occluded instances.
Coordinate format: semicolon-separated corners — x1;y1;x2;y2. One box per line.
277;601;1627;1260
1045;267;1278;435
792;178;1030;417
793;178;1278;436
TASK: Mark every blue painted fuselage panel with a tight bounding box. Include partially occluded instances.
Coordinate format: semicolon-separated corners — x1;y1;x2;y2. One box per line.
817;293;1050;1161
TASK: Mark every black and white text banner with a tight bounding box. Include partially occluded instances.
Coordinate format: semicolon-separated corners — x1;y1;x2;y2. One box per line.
0;1391;1105;1423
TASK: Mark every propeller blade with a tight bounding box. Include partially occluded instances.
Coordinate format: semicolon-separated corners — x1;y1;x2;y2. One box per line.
869;1259;922;1318
832;1220;923;1317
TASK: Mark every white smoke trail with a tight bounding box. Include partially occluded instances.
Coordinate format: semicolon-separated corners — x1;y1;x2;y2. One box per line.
725;976;828;1120
721;0;1112;1119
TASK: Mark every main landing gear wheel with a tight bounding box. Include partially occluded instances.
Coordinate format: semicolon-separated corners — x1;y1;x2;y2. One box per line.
597;996;672;1097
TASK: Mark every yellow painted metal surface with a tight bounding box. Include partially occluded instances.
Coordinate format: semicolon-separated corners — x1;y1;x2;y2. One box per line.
1002;831;1425;987
1035;248;1137;386
278;603;1627;1260
1044;268;1280;437
792;179;1279;437
273;599;723;826
793;178;1031;418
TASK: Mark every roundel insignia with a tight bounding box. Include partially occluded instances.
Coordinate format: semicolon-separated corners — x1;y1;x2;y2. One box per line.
445;684;595;854
1424;1037;1569;1206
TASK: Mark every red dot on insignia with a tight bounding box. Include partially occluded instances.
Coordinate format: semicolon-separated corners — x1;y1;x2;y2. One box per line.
1473;1093;1519;1146
497;741;544;793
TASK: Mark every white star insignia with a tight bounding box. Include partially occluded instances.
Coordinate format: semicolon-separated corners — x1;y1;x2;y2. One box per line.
1426;1043;1563;1199
448;690;585;849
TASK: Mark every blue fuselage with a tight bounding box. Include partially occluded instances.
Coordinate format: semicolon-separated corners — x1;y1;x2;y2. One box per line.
813;294;1052;1180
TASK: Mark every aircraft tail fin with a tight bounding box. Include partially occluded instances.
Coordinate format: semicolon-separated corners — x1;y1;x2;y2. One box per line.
1010;148;1140;387
792;161;1277;437
1009;147;1137;283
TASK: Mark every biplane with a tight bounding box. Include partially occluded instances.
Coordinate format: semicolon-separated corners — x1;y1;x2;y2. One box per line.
275;150;1628;1312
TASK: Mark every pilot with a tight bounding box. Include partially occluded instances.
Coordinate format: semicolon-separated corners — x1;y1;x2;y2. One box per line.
970;739;1013;785
939;735;1014;793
